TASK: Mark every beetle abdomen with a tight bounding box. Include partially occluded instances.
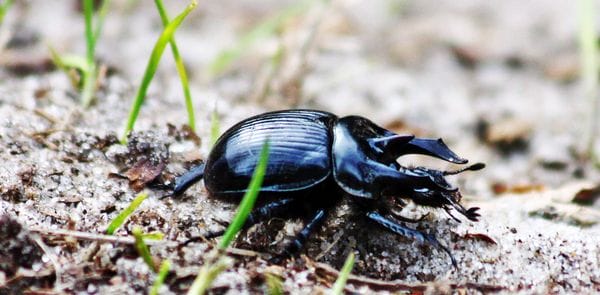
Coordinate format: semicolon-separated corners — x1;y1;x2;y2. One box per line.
204;110;337;199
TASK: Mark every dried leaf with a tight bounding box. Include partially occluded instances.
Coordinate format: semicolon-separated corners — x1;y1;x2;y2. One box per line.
491;182;545;195
572;185;600;205
124;159;166;192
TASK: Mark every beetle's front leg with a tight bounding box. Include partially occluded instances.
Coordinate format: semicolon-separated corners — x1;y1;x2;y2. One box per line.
380;195;429;223
365;211;457;268
173;163;206;195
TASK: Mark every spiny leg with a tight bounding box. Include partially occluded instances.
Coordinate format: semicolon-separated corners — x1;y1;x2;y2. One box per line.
281;208;327;258
366;211;457;268
184;198;297;245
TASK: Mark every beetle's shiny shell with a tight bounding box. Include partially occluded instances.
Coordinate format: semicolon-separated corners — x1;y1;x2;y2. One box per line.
204;110;337;198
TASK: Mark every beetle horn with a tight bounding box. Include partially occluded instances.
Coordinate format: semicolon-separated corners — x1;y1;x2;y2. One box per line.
368;134;415;152
443;162;485;175
400;138;468;164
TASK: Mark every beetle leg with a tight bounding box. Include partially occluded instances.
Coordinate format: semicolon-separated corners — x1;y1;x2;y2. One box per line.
244;198;297;227
389;210;430;223
173;163;206;195
281;208;327;257
184;198;297;246
366;211;457;268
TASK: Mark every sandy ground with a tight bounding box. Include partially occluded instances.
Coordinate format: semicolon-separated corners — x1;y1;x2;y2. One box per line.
1;0;600;294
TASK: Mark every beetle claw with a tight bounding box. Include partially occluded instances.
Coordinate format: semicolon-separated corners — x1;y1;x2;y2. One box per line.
422;233;457;269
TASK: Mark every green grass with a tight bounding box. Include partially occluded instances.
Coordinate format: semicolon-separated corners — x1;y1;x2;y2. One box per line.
133;226;158;272
578;0;600;160
80;0;111;107
218;139;270;249
187;140;270;294
49;0;110;107
0;0;14;26
265;272;283;295
154;0;196;132
122;0;197;143
331;252;355;295
142;231;165;240
207;0;312;77
210;104;220;147
105;192;148;235
150;260;171;295
186;257;231;295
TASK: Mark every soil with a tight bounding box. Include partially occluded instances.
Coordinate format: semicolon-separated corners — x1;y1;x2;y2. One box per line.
1;0;600;294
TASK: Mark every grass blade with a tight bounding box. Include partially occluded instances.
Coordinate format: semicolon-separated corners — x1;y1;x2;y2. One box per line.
186;257;231;295
93;0;112;42
208;0;311;77
578;0;600;159
133;226;158;272
150;260;171;295
218;139;270;249
265;272;283;295
331;252;355;295
155;0;196;132
210;104;220;147
122;0;197;143
81;0;97;107
142;231;165;240
83;0;95;64
0;0;14;26
105;192;148;235
186;139;270;295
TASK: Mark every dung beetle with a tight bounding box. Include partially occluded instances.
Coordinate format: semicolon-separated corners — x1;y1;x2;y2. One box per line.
173;109;484;267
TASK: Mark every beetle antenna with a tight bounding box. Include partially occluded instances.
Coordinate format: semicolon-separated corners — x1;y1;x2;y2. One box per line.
443;162;485;176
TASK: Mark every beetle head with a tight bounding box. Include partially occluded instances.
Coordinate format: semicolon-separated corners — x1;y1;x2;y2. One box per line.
402;163;484;222
331;115;484;222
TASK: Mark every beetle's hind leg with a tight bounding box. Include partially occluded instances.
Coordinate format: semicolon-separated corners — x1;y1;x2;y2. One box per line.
366;211;457;268
173;163;206;195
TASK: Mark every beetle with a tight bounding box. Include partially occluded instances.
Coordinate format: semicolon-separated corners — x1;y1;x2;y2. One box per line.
173;109;484;267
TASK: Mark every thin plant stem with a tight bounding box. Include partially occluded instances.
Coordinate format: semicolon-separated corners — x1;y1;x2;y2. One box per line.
122;0;197;143
93;0;112;42
82;0;97;107
0;0;14;26
218;139;270;249
154;0;196;131
578;0;599;159
331;252;355;295
132;226;158;272
210;103;220;147
106;192;148;235
150;260;171;295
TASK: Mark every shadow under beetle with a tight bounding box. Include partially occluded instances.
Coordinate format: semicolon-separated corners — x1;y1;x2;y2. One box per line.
173;109;484;267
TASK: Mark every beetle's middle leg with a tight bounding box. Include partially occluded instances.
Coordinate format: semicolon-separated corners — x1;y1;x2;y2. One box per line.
184;198;298;245
278;208;327;258
365;211;457;268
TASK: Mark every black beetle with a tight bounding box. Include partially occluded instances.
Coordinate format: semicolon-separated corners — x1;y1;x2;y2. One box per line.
173;109;484;267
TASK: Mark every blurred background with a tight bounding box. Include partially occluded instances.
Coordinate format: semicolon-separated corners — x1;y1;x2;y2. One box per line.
1;0;599;292
1;0;594;195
